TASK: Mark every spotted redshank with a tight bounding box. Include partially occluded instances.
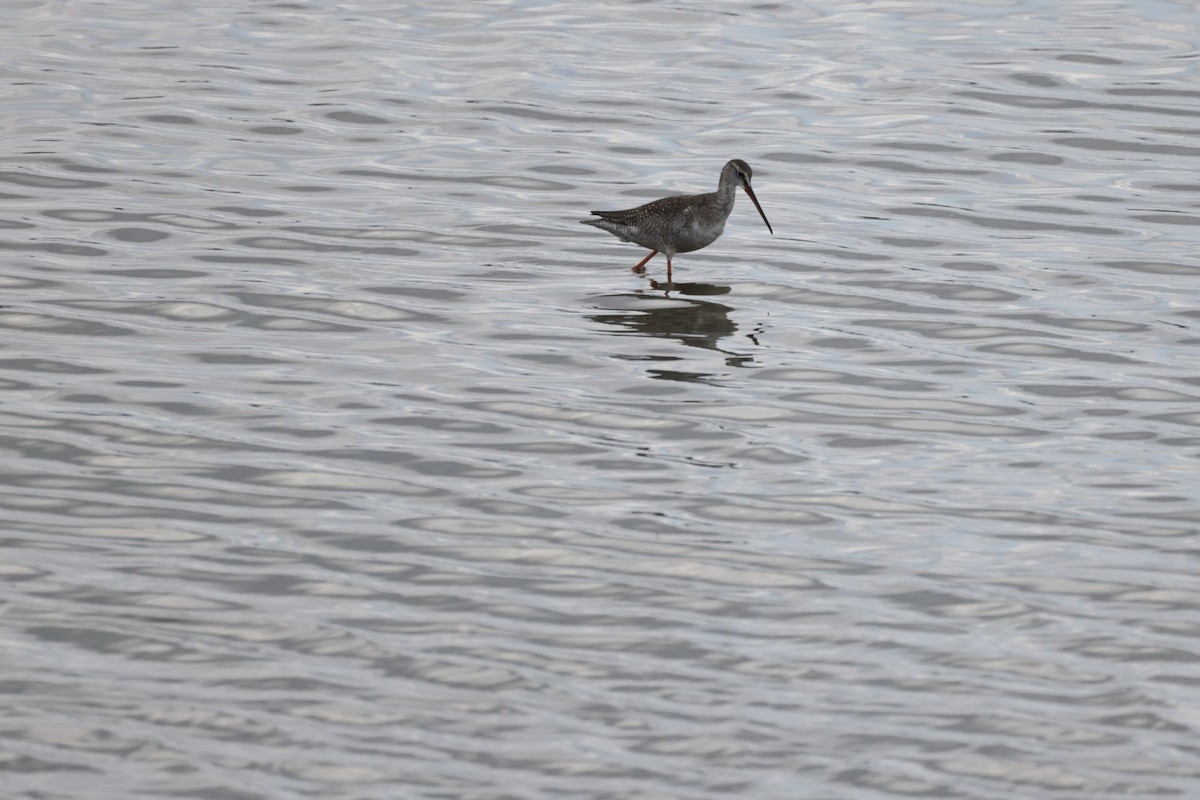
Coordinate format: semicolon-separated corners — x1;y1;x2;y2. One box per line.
581;159;773;283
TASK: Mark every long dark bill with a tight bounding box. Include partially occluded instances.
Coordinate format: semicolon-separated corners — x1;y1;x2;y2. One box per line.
742;181;774;235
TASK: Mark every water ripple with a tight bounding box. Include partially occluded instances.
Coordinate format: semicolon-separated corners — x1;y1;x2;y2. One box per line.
2;0;1199;798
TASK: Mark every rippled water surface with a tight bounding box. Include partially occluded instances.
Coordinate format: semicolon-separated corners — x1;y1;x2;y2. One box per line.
4;1;1200;797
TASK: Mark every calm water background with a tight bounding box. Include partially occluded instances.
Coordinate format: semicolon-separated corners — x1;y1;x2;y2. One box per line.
3;1;1199;798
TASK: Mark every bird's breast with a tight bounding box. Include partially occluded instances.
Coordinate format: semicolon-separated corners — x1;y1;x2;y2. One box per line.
669;215;724;254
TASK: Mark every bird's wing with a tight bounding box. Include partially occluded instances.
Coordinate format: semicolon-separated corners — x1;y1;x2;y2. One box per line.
587;207;644;225
588;195;690;226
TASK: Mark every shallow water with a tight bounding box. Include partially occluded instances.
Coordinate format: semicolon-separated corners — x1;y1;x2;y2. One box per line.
3;1;1200;798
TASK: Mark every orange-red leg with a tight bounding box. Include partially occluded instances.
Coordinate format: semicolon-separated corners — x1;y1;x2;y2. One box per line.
632;250;657;272
666;255;673;284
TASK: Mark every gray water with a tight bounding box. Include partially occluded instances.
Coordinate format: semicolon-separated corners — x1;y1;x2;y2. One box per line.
3;1;1200;798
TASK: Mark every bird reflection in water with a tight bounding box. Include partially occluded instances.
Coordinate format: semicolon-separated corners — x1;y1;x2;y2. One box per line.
589;280;762;381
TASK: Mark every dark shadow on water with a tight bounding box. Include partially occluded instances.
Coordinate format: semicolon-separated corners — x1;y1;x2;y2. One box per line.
588;281;761;382
647;279;732;297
